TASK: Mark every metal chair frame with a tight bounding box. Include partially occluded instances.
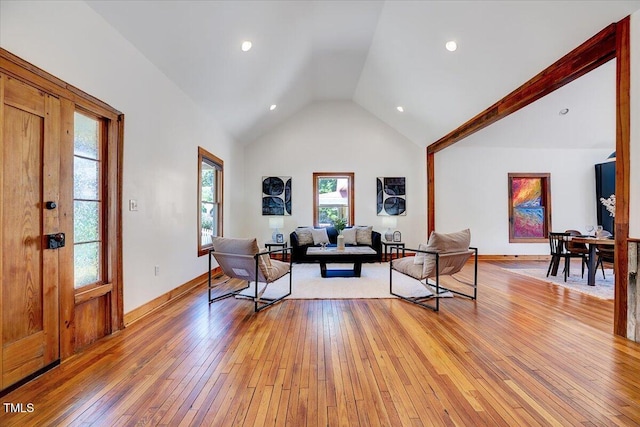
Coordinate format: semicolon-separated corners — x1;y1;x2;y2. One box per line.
389;246;478;312
208;247;292;312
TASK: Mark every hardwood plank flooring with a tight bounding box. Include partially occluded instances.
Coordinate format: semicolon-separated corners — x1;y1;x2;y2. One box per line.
2;260;640;426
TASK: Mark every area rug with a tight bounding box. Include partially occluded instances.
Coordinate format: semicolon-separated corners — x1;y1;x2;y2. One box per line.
505;267;614;300
235;262;453;300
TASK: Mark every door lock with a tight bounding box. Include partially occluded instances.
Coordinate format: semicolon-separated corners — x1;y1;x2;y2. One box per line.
45;201;57;210
46;233;65;249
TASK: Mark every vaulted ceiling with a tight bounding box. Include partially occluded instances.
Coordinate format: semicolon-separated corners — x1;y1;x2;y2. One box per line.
86;0;640;148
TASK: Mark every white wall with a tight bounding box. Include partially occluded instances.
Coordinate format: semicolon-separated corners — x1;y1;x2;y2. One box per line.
243;101;427;248
436;146;612;255
436;11;639;247
3;1;636;311
0;1;243;313
631;10;640;237
432;27;620;255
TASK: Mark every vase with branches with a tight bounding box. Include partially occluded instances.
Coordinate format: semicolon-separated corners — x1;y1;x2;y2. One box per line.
600;194;616;217
331;217;347;251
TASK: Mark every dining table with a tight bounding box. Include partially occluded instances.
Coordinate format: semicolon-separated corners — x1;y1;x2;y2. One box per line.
570;236;615;286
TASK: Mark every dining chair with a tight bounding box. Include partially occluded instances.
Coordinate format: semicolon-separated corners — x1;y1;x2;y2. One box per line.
547;232;584;282
595;245;615;279
564;229;589;278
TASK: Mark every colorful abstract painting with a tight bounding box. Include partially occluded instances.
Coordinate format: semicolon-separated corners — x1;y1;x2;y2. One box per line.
509;174;550;241
513;207;545;238
511;177;543;238
511;177;542;208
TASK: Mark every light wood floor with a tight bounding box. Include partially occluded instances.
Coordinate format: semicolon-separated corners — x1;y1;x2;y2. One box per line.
2;260;640;426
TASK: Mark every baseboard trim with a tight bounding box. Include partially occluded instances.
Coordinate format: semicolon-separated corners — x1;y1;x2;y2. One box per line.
124;267;222;326
478;254;550;261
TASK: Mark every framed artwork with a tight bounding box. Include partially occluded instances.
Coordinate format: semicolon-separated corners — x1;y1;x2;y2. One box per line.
377;177;406;216
508;173;551;243
262;176;291;215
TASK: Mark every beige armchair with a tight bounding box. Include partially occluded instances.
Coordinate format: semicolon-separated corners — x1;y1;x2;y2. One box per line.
208;237;291;312
390;229;478;311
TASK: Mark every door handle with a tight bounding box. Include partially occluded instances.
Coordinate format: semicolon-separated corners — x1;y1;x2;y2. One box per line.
46;233;65;249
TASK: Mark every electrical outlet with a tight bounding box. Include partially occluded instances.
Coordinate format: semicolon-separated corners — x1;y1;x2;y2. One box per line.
129;199;138;211
154;266;160;276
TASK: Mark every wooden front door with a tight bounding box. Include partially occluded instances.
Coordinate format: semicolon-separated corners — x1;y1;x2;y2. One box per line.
1;75;60;388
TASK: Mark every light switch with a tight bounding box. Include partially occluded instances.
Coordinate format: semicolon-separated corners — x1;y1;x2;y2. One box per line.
129;199;138;211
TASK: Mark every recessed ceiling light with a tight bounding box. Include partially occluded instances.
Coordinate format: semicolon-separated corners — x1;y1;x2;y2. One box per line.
445;40;457;52
269;104;277;111
396;106;404;112
241;41;252;52
559;108;569;115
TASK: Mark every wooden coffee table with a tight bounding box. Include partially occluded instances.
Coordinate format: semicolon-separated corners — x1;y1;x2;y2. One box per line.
305;246;377;278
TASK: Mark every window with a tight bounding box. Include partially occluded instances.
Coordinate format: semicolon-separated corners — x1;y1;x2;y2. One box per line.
73;111;105;288
313;172;354;227
508;173;551;243
198;147;223;255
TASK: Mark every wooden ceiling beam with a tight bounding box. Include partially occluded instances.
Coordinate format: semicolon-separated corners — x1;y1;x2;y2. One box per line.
427;23;617;154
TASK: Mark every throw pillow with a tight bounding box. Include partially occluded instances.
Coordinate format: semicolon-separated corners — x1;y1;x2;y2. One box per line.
355;226;373;245
413;243;429;265
311;228;330;245
258;248;272;278
421;229;471;277
259;248;272;265
342;227;357;245
296;227;314;245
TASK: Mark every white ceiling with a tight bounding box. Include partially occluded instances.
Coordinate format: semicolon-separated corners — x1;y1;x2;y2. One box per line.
457;59;617;150
86;0;640;148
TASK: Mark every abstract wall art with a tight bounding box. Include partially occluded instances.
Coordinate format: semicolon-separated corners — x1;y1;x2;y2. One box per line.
262;176;291;216
508;173;551;242
377;177;406;216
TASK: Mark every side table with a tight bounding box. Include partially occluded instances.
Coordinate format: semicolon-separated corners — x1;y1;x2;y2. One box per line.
265;241;288;262
382;241;405;262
